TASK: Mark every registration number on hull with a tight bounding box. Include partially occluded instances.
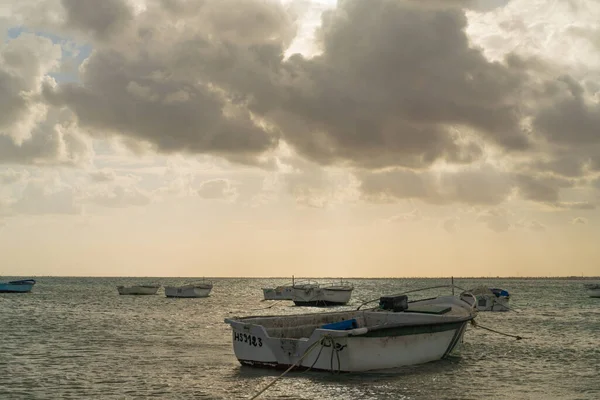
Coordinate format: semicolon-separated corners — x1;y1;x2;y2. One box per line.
234;332;263;347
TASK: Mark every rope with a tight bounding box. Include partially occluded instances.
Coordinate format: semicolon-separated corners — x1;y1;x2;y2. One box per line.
470;319;526;340
249;337;327;400
490;300;521;313
250;302;282;311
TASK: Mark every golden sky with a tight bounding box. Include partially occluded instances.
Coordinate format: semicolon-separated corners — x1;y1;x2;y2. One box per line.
1;0;599;277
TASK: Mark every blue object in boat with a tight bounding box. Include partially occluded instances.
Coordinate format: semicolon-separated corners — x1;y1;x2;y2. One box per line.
0;279;36;293
321;319;358;331
490;288;509;298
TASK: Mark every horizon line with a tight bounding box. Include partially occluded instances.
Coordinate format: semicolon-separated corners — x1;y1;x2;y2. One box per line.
2;275;599;280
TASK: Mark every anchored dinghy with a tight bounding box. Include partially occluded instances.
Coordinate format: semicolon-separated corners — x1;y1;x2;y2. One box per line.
224;293;477;372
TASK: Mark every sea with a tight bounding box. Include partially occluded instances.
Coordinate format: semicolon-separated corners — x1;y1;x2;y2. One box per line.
1;277;599;399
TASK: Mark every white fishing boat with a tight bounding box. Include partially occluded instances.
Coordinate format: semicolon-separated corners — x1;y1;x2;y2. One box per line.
461;286;510;312
117;284;160;295
291;280;354;306
165;281;213;298
584;283;600;298
262;277;319;300
224;293;477;372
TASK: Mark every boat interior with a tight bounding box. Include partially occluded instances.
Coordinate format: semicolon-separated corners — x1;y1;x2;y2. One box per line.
237;298;470;339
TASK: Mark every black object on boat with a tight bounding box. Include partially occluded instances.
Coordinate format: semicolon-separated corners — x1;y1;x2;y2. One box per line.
379;295;408;312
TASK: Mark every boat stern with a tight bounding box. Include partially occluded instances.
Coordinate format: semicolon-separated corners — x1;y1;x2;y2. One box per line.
224;319;282;367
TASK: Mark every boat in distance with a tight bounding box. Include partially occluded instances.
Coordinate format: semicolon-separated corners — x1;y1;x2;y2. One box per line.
117;284;161;295
291;280;354;306
584;283;600;298
0;279;36;293
165;281;213;298
461;286;510;311
262;277;319;300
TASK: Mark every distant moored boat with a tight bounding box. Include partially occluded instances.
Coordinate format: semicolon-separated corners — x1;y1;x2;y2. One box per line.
0;279;36;293
584;283;600;298
164;281;213;298
117;284;160;295
461;286;510;312
291;280;354;307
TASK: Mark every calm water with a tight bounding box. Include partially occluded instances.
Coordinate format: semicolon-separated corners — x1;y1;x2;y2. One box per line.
1;277;599;399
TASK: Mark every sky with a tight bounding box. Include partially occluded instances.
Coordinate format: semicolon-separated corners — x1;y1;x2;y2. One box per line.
1;0;600;278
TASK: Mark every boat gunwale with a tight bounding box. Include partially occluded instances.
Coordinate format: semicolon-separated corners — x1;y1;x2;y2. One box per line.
225;310;475;337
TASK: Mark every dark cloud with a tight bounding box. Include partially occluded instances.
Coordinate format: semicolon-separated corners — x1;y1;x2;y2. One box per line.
533;76;600;147
6;0;600;210
44;0;533;171
61;0;133;41
45;0;292;165
265;0;530;169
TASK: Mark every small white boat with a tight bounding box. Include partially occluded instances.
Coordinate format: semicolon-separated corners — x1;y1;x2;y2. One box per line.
291;281;354;306
0;279;36;293
461;286;510;312
165;282;213;298
224;294;477;372
584;284;600;298
117;284;160;295
262;278;319;300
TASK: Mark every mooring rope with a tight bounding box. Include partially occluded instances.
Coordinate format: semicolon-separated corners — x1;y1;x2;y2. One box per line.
490;300;521;313
249;302;282;311
249;336;330;400
470;319;525;340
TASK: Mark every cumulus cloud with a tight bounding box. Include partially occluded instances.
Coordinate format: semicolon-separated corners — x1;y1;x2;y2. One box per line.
571;217;588;225
0;33;92;165
3;0;600;212
197;179;238;202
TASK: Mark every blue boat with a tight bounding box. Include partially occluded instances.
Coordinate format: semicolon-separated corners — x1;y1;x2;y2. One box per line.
0;279;36;293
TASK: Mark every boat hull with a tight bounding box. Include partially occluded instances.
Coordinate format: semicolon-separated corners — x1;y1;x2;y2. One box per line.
263;283;319;300
117;286;160;295
292;287;353;307
588;289;600;298
228;319;469;372
262;287;295;300
0;280;36;293
165;285;212;298
473;294;510;312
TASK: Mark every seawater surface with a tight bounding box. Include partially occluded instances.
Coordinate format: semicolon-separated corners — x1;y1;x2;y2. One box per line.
1;277;599;399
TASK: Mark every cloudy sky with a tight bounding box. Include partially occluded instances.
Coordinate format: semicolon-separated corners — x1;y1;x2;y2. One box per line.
1;0;599;277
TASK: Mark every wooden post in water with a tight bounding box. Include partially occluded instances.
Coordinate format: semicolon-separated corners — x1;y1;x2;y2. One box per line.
451;276;455;296
292;275;295;287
